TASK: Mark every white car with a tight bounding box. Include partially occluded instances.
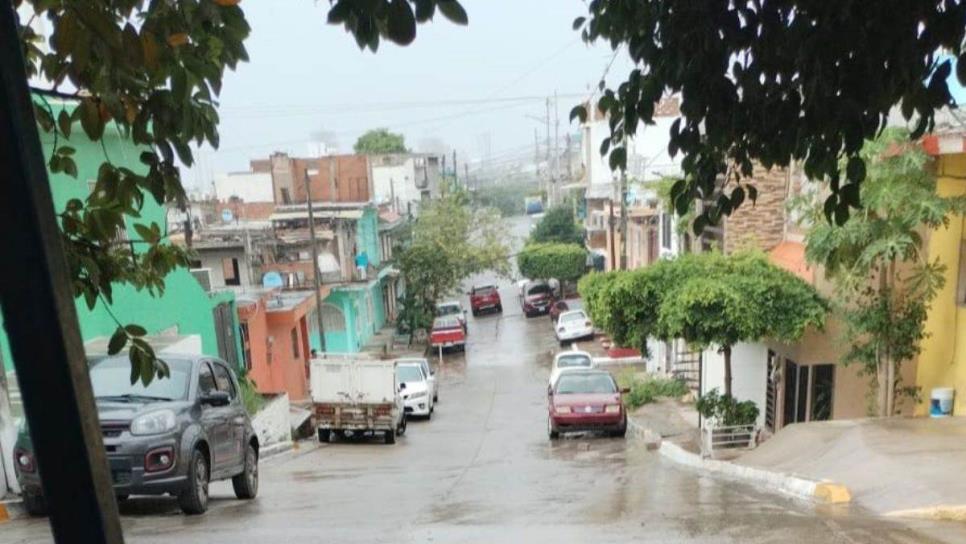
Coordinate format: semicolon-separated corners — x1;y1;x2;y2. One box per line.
548;350;595;389
397;357;438;403
555;310;595;344
396;362;434;419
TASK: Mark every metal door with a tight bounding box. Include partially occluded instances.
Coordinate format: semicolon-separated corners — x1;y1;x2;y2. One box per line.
213;302;240;368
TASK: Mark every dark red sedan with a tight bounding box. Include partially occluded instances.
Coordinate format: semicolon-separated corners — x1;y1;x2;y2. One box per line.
548;370;627;439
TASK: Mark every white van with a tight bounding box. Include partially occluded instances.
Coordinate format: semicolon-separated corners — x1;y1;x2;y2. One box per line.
310;358;406;444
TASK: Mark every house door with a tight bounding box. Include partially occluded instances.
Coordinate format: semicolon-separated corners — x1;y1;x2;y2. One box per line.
212;302;240;368
782;359;809;427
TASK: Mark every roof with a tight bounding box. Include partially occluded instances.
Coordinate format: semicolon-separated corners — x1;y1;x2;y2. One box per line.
769;241;813;283
270;209;364;221
265;290;315;312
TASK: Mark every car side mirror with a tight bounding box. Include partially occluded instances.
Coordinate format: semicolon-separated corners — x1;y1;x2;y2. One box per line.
399;382;407;390
620;387;631;394
200;390;230;407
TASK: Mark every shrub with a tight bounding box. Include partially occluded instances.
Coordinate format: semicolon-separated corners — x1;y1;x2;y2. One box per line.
517;242;587;282
617;369;690;410
695;388;759;426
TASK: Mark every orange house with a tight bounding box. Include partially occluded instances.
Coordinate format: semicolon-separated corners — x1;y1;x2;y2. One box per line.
238;290;322;403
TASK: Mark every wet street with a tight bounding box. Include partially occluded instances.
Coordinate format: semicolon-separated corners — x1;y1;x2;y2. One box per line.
3;279;966;543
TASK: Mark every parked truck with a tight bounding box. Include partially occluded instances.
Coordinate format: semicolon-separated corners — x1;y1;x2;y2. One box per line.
310;358;406;444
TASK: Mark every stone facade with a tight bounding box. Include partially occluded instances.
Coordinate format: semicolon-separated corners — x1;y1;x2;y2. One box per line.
723;165;790;254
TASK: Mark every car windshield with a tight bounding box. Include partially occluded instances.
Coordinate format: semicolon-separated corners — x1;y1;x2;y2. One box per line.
555;373;616;395
396;365;424;383
556;355;592;369
437;304;461;316
90;357;191;401
560;312;586;323
527;284;551;296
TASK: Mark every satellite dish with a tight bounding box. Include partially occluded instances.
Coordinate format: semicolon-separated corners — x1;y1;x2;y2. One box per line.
221;209;234;222
262;272;284;289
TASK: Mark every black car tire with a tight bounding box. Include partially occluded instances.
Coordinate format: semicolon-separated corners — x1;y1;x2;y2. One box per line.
178;448;210;515
384;429;396;444
22;491;46;516
318;428;331;443
496;304;503;312
232;443;259;500
472;309;479;317
396;416;407;436
612;420;627;438
548;418;560;440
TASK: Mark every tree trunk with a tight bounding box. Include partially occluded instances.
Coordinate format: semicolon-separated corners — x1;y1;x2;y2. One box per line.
723;345;733;397
876;359;889;417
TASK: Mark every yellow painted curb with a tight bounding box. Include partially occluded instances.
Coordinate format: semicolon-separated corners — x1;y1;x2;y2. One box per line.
0;503;9;523
886;505;966;522
814;483;851;504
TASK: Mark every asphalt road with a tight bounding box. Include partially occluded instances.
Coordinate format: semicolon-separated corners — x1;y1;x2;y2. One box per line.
3;216;965;543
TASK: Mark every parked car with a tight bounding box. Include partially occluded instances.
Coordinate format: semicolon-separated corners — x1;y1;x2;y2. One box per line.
469;284;503;316
436;300;467;332
548;350;595;389
548;370;628;439
430;315;466;352
13;355;259;516
521;280;555;317
549;300;570;323
396;357;438;403
396;362;435;419
554;309;595;345
311;358;406;444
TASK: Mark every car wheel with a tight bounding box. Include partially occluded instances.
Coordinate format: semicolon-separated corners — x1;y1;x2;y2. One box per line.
22;491;46;517
548;417;560;440
396;416;407;436
427;405;433;420
471;309;479;317
232;443;259;500
433;393;439;403
178;448;210;515
496;304;503;312
384;429;396;444
318;428;331;443
612;425;627;438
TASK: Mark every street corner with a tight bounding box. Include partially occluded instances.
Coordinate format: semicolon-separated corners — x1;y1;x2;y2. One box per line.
813;482;852;505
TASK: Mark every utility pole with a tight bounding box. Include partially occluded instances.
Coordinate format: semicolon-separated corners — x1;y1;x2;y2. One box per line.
545;97;551;205
553;90;560;206
619;134;629;271
534;128;540;186
305;171;327;351
464;163;470;190
452;149;458;187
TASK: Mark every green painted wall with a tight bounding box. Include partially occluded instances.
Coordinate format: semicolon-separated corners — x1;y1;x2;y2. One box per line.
356;208;380;267
1;99;239;372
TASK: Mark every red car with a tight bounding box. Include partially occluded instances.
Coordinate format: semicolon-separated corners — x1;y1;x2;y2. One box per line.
469;285;502;316
521;280;554;318
429;315;466;352
548;370;627;439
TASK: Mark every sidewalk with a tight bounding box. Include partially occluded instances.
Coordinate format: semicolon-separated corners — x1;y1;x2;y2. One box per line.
628;399;701;453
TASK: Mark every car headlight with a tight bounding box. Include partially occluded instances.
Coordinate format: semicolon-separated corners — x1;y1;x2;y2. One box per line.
130;410;177;436
555;405;571;414
605;405;621;414
410;391;427;399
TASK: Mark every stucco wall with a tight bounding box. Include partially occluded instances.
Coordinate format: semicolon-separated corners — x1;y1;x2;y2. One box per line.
917;154;966;416
701;342;769;428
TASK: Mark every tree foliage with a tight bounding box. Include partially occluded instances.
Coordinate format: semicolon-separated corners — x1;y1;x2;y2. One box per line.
396;188;511;338
517;243;586;283
580;252;827;396
354;128;407;154
470;180;537;217
800;129;966;415
573;2;966;233
12;0;459;383
529;206;584;246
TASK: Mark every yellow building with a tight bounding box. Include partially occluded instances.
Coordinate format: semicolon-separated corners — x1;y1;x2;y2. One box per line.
916;133;966;416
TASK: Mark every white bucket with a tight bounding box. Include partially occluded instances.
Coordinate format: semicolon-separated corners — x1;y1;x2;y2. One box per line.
930;388;955;417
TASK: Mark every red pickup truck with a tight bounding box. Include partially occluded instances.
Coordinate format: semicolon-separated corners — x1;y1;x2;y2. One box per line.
469;285;502;316
430;316;466;352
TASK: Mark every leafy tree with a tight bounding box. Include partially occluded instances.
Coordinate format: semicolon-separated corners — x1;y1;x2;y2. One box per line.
10;0;465;382
530;206;584;246
800;129;966;416
517;243;586;283
581;252;827;396
395;188;511;339
572;2;966;233
354;128;407;154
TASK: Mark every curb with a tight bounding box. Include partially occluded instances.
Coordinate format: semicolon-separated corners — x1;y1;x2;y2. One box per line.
627;418;851;505
260;440;295;461
885;505;966;522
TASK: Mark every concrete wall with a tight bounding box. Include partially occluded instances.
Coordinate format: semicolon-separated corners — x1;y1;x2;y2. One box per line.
251;393;292;446
195;247;252;288
917;153;966;416
214;171;274;203
701;342;769;428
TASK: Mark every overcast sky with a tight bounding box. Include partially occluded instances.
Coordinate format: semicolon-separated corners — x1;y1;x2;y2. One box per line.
183;0;635;193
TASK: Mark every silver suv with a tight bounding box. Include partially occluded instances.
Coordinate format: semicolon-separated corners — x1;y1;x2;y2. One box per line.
13;355;259;515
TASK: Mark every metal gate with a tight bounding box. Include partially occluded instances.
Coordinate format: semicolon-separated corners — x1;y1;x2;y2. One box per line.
672;345;702;396
212;302;240;368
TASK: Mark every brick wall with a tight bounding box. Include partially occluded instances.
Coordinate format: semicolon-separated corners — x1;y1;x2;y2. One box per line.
723;165;789;254
259;153;372;204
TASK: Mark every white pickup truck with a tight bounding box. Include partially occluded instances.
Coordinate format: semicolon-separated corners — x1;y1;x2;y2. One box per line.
310;358;406;444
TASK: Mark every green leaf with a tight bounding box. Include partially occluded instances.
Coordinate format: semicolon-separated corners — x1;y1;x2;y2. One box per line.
958;54;966;87
387;0;417;45
108;326;128;355
437;0;468;25
609;147;627;171
62;156;78;178
846;156;866;184
124;324;147;337
415;0;435;22
79;98;103;140
58;109;72;138
572;17;586;31
569;104;587;123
